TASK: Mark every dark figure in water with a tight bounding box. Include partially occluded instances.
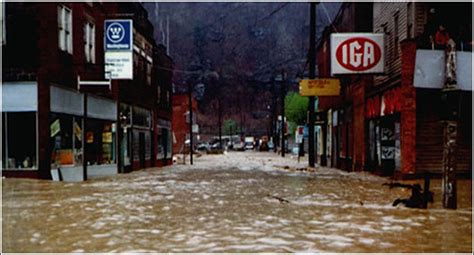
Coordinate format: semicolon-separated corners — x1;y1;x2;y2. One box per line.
383;175;434;209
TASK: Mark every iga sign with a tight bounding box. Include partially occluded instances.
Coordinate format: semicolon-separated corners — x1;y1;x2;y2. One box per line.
331;33;384;75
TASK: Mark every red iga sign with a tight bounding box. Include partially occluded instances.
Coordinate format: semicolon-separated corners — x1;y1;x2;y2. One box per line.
331;33;384;75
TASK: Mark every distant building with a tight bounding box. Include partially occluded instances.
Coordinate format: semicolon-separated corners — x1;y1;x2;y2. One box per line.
172;94;198;155
2;2;173;180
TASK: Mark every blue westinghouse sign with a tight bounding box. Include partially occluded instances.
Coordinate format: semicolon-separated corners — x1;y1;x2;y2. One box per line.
105;20;132;51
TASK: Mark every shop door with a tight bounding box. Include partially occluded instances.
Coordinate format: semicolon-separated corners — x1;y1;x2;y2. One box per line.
380;118;396;176
139;132;145;168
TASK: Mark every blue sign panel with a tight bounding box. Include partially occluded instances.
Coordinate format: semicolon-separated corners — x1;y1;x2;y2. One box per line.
105;20;133;51
303;125;308;138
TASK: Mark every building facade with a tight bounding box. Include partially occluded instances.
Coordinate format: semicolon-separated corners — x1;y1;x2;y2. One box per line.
172;94;198;155
2;2;173;180
315;2;472;178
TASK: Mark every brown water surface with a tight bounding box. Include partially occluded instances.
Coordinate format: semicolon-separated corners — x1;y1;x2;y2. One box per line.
2;152;472;252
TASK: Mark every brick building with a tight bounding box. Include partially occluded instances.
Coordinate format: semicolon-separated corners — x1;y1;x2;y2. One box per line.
172;94;198;155
315;2;472;178
316;3;373;171
2;2;173;180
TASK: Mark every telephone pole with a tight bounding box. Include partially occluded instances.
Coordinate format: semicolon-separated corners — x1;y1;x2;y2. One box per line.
441;39;459;209
308;2;317;167
280;69;287;157
188;82;193;165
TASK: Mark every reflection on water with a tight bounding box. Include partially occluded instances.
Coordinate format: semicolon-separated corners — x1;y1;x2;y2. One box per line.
2;152;472;252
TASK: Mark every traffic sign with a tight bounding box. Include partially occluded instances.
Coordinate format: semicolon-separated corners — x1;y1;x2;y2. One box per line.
299;79;340;96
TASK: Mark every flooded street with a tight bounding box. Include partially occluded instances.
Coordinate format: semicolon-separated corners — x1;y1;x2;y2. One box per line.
2;152;472;252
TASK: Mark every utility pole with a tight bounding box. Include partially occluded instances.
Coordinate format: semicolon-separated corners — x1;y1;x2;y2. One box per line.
441;39;459;209
272;78;278;153
308;2;317;167
188;82;193;165
218;98;223;150
280;69;287;157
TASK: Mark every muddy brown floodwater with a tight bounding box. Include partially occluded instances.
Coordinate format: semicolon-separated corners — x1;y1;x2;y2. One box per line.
2;152;472;252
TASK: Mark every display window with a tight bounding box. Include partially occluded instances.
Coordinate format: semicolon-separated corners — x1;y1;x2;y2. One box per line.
50;113;83;167
2;112;37;169
85;120;116;165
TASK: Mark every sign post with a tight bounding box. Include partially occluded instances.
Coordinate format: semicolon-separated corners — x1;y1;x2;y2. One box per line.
103;19;133;175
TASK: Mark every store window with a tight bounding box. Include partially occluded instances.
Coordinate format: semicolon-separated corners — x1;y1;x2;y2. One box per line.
84;21;95;63
146;61;152;85
2;112;37;169
50;114;83;167
133;107;151;128
85;120;116;165
1;2;5;45
58;5;73;54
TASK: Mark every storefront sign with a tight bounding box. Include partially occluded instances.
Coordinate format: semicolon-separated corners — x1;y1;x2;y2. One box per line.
331;33;384;75
50;119;61;137
299;79;340;96
105;20;133;51
366;87;402;118
105;51;133;80
104;19;133;80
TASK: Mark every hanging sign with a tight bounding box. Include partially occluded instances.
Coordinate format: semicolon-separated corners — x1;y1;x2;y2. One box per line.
299;79;341;96
104;19;133;80
331;33;384;75
105;20;133;51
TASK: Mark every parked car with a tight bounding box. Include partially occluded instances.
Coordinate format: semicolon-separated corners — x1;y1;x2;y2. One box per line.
268;140;274;150
196;142;210;152
244;136;255;150
233;141;245;151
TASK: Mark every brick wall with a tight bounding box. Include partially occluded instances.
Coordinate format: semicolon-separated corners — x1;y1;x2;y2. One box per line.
399;39;417;175
352;78;367;171
172;95;198;154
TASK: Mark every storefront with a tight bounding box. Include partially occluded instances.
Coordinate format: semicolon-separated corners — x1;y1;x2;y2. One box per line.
49;85;84;181
49;87;117;181
119;103;133;172
2;82;39;175
366;87;402;176
156;118;172;166
131;106;152;170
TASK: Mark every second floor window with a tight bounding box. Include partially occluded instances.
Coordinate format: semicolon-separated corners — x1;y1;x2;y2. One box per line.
58;5;72;54
84;21;95;63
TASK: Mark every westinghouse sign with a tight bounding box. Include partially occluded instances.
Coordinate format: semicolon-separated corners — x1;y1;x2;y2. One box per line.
330;33;384;75
104;20;133;80
105;20;132;51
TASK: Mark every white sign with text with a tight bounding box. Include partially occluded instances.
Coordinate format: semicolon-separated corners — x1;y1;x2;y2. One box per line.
331;33;384;75
105;51;133;80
